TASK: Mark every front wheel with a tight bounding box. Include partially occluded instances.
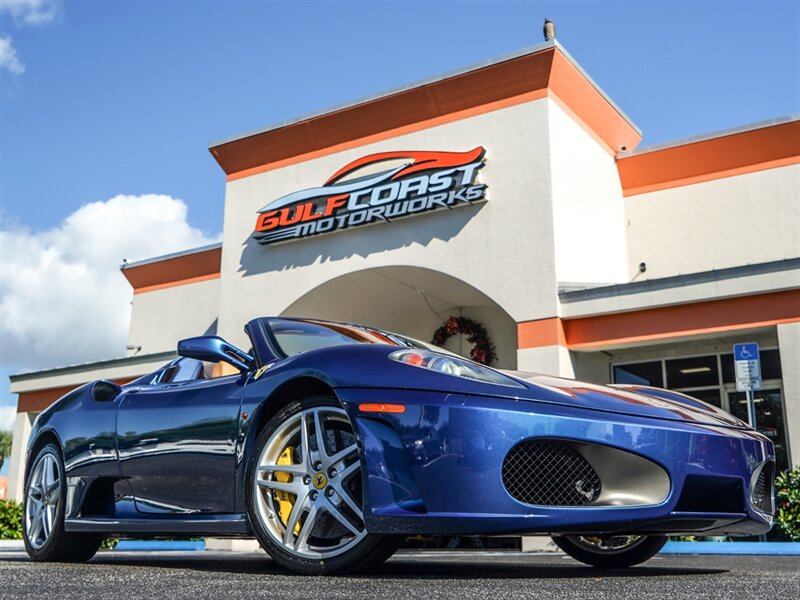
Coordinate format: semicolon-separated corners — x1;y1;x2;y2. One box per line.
552;535;667;568
246;396;401;574
24;443;103;562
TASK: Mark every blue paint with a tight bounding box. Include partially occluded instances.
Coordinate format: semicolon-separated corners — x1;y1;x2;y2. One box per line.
661;542;800;555
114;541;205;552
733;343;760;362
29;318;775;540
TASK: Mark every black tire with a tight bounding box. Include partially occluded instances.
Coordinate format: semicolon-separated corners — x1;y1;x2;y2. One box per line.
23;443;103;562
246;396;402;574
552;535;667;568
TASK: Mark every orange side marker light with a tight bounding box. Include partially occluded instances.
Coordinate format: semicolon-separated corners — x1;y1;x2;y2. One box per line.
359;403;406;414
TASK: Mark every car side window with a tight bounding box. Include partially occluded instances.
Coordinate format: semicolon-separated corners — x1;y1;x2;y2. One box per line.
159;358;204;384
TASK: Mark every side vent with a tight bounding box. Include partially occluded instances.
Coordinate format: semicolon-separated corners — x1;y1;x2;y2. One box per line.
750;461;774;514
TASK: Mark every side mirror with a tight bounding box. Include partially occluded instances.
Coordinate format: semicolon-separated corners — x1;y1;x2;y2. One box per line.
177;336;254;372
91;380;122;403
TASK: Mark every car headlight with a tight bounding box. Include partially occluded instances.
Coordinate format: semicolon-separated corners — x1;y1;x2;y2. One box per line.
389;349;525;388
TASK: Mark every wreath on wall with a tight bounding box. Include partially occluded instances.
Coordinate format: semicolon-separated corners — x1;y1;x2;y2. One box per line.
432;316;497;365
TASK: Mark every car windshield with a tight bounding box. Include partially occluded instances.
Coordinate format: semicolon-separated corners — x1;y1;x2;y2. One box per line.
268;318;449;358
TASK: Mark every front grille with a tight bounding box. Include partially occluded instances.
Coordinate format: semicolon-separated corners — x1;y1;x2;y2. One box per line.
502;440;601;506
751;462;774;514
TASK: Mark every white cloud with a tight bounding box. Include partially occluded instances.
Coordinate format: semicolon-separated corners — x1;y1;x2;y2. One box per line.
0;194;219;372
0;35;25;75
0;0;60;27
0;1;60;79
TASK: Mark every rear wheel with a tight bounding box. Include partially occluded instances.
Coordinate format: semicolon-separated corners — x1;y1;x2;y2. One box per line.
246;396;401;574
24;443;103;562
552;535;667;568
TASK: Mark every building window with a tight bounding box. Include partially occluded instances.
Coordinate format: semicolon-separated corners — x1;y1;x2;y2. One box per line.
665;355;719;388
682;388;722;409
612;361;663;387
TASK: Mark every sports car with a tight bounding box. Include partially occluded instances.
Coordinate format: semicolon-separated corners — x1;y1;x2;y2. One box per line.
23;317;775;573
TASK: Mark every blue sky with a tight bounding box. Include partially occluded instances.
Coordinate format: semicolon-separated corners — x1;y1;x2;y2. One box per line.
2;1;798;235
0;1;798;470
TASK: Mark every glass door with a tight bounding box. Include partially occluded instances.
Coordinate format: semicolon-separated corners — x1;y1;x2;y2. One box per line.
725;384;789;472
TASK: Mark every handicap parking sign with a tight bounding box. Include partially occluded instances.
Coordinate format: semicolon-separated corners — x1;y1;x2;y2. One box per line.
734;342;761;391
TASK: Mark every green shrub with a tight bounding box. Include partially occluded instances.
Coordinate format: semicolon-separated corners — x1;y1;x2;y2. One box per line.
101;538;118;550
0;500;23;540
0;430;13;471
775;467;800;541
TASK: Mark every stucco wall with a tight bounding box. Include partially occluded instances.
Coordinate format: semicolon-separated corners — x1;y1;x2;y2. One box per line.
217;99;562;350
7;412;33;502
625;164;800;279
517;345;574;377
571;351;612;384
127;278;220;354
548;102;629;286
778;322;800;468
276;266;520;368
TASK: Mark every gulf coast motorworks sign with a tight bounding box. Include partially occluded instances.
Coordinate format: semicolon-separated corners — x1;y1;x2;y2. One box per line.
253;147;487;245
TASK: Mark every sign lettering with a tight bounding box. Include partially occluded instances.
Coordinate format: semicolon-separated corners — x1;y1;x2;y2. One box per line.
253;148;487;245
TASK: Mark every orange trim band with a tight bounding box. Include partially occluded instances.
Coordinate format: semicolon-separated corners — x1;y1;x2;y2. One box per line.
518;290;800;350
568;315;800;350
226;84;641;181
359;403;406;414
517;318;567;349
618;120;800;197
548;51;642;155
17;378;134;414
213;47;641;181
621;155;800;196
122;246;221;294
133;272;221;294
226;90;548;182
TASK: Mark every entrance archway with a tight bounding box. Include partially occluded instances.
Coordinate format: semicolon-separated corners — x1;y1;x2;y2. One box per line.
280;266;518;369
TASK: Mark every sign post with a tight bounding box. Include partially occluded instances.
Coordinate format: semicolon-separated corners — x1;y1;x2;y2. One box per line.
733;342;764;541
733;342;761;430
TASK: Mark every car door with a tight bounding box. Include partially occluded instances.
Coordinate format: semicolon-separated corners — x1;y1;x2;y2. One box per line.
116;358;247;514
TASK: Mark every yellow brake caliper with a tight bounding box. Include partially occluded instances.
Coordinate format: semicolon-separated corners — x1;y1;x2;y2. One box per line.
274;447;301;535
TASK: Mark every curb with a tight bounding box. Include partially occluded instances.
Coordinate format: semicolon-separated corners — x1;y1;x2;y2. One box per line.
113;541;205;552
661;541;800;555
0;540;25;552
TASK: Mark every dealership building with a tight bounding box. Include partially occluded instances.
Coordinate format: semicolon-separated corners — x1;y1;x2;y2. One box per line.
7;41;800;505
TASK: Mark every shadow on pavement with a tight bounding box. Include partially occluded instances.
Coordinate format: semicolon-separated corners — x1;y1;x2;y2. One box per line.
84;553;728;580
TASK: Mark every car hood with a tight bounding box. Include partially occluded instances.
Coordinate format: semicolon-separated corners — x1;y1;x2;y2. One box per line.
503;371;748;429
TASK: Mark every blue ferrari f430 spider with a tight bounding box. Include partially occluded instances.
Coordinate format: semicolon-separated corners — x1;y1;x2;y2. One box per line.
23;318;774;573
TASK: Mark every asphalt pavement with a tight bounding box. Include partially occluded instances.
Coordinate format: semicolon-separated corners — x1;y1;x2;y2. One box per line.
0;549;798;599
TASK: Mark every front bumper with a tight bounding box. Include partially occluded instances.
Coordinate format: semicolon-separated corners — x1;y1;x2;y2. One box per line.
338;388;774;537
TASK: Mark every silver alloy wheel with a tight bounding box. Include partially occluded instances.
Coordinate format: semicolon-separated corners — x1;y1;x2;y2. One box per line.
568;535;646;554
253;406;367;560
25;452;61;550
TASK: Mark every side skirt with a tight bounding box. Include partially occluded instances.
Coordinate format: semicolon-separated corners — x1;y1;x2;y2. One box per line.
64;514;253;537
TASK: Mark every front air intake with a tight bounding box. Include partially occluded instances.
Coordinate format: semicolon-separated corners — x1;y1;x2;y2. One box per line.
502;440;601;506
